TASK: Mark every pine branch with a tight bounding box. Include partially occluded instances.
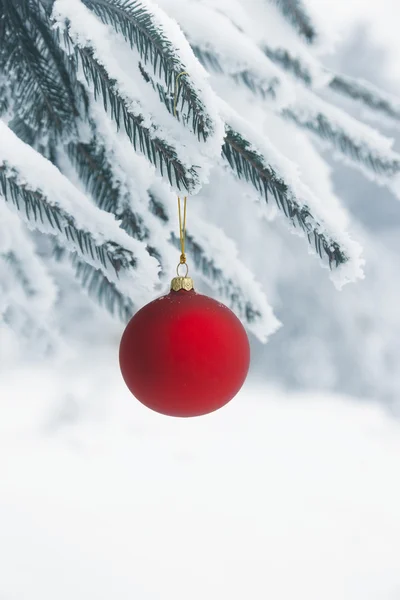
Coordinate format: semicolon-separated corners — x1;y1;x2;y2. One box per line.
271;0;316;44
0;167;139;275
0;78;12;117
61;30;199;191
72;256;135;322
0;0;79;135
283;92;400;179
194;34;400;181
329;73;400;125
223;127;348;269
264;45;400;126
79;0;215;141
3;250;37;298
263;45;312;85
0;200;58;316
191;45;279;101
0;120;160;302
67;139;149;240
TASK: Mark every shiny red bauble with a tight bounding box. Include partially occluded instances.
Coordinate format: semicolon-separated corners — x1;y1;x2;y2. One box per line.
119;289;250;417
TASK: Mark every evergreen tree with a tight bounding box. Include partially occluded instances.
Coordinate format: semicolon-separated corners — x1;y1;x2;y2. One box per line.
1;0;399;348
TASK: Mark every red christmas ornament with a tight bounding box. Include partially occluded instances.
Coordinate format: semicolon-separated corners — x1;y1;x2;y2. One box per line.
119;278;250;417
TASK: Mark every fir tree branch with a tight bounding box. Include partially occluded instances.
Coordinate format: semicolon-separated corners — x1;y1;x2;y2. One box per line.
271;0;317;44
0;200;58;315
0;0;78;135
0;166;138;276
79;0;215;141
0;120;160;301
263;45;312;86
223;127;348;269
263;45;400;126
283;92;400;179
189;34;400;181
2;250;38;299
67;139;149;240
61;32;199;191
329;73;400;125
72;256;135;322
191;45;279;101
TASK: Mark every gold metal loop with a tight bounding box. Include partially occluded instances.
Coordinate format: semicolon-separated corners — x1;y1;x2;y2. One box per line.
176;262;189;277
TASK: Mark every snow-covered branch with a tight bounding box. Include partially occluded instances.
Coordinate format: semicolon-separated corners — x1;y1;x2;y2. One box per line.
221;104;364;287
329;73;400;126
270;0;317;44
0;121;159;303
0;0;79;135
72;256;135;322
79;0;221;142
284;88;400;180
53;0;224;192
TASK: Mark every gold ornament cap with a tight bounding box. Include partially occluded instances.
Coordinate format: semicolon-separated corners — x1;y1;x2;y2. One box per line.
170;276;194;292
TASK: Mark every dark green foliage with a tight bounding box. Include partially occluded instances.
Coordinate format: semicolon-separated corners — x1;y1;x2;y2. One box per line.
3;251;37;297
0;0;79;136
67;139;149;240
329;74;400;124
0;166;137;275
148;192;169;223
273;0;316;44
263;46;312;85
61;29;199;191
81;0;215;141
223;128;347;268
283;107;400;177
72;256;135;322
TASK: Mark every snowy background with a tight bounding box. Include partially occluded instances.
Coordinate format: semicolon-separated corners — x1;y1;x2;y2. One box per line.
1;1;400;599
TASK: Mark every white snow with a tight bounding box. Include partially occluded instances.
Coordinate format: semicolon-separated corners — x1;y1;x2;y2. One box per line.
53;0;225;193
0;338;400;600
0;120;160;304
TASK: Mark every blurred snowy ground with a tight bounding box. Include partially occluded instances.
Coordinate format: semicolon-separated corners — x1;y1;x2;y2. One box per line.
1;306;400;600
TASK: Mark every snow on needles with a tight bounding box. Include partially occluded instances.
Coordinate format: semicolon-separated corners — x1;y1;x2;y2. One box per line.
52;0;225;193
156;0;294;109
219;101;365;288
0;202;57;315
0;121;159;304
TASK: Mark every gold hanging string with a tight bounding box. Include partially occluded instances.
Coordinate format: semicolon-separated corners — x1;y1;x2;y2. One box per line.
178;195;187;265
173;71;188;119
174;72;189;278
